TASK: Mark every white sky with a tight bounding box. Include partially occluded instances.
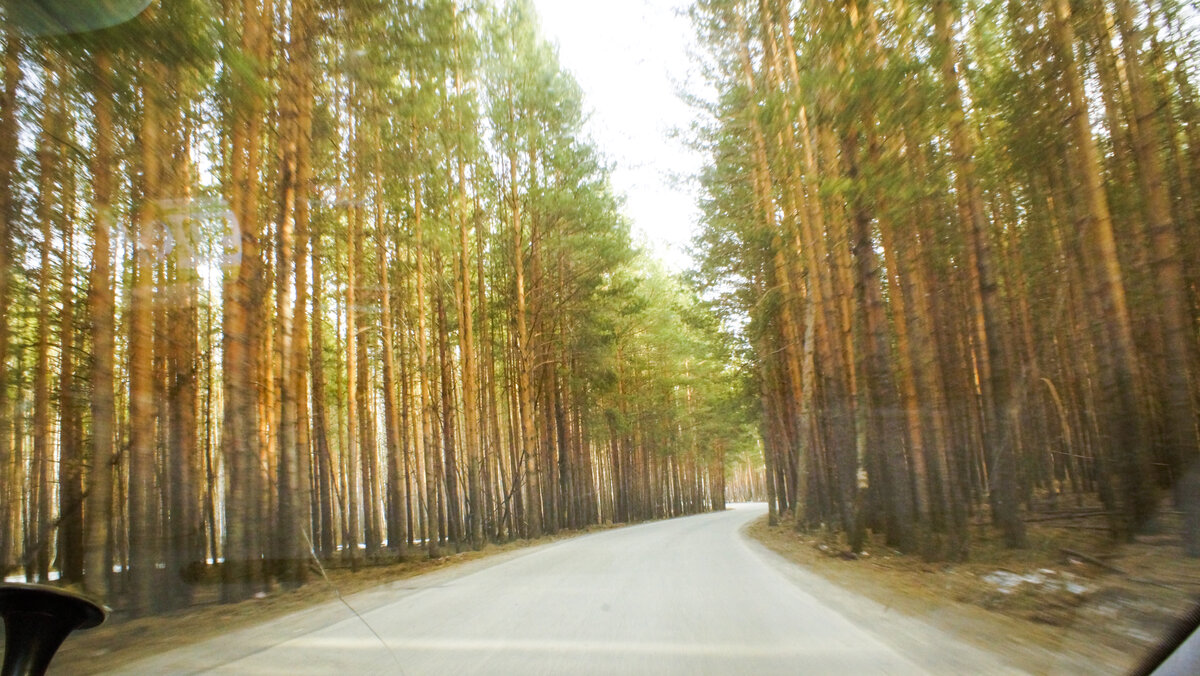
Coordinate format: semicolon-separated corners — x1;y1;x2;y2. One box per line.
531;0;704;271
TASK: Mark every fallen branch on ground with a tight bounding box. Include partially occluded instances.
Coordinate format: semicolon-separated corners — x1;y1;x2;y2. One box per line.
1061;548;1180;591
1023;511;1111;523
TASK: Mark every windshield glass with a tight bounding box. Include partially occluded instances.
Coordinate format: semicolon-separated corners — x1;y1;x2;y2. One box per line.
1;0;1198;674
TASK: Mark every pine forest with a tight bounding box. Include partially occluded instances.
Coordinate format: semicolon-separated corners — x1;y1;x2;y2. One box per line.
691;0;1200;561
0;0;1199;625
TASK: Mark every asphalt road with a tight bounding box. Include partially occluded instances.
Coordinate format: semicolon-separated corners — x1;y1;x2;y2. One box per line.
112;503;1018;675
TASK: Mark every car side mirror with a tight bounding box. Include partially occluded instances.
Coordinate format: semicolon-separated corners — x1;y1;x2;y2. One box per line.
0;583;107;676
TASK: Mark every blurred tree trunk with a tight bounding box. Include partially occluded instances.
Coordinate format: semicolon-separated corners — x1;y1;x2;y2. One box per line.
378;184;407;556
436;254;462;546
274;0;302;585
84;49;116;599
413;167;441;557
129;59;162;615
164;100;200;607
291;0;315;577
934;0;1025;548
31;59;58;583
311;218;335;559
223;0;268;601
1111;0;1199;556
510;122;541;538
1048;0;1155;540
345;116;361;569
57;132;83;585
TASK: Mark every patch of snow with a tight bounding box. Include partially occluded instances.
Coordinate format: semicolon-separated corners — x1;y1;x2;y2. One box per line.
981;568;1093;596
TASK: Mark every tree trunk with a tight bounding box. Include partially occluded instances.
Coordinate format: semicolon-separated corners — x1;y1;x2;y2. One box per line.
413;167;442;557
290;0;315;576
935;0;1025;548
222;0;268;601
58;140;83;585
345;139;362;569
436;261;462;547
0;25;18;578
510;130;542;537
378;193;407;556
311;219;335;559
31;61;58;583
1048;0;1155;540
83;49;116;598
129;61;163;615
1111;0;1199;555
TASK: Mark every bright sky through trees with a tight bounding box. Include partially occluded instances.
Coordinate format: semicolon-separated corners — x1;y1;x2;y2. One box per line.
532;0;703;270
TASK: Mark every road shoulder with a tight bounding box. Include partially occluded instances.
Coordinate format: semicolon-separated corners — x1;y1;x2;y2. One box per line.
742;516;1124;674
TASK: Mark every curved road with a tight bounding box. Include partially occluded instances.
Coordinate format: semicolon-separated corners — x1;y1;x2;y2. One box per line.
113;504;1016;675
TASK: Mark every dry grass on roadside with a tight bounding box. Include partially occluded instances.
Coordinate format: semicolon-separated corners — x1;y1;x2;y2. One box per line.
748;512;1200;673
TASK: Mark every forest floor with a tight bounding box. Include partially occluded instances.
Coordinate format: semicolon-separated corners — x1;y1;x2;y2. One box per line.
747;506;1200;674
46;524;622;675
